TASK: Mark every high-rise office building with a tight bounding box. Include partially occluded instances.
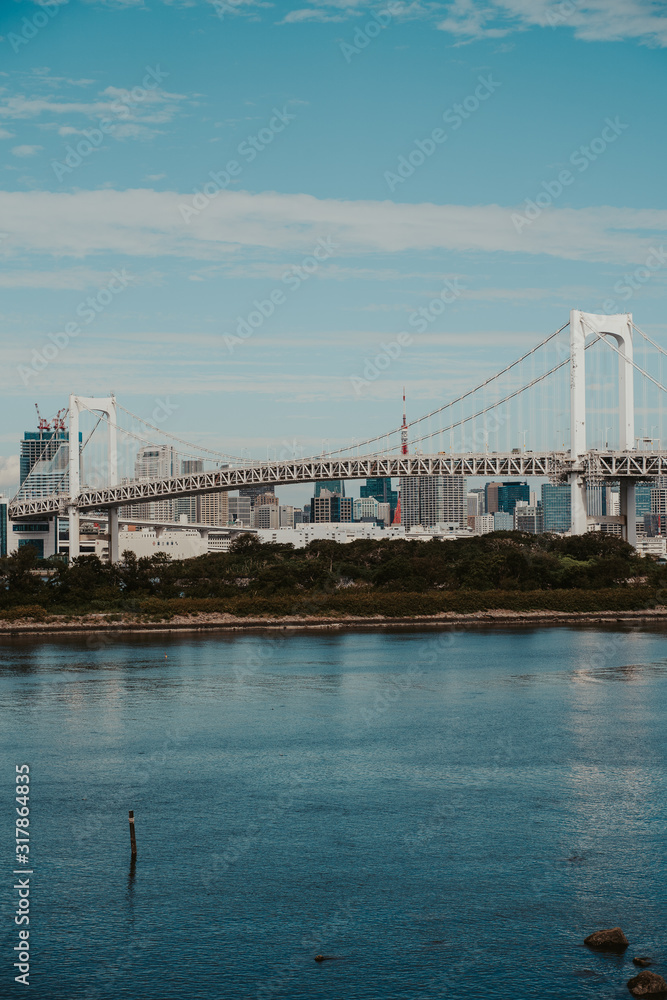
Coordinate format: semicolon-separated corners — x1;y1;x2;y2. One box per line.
586;482;607;517
493;511;513;531
399;476;466;529
198;492;229;526
515;504;544;534
239;485;275;507
253;504;280;529
542;483;571;533
311;490;353;523
125;444;178;521
175;459;203;523
314;480;345;498
467;490;485;516
497;481;530;515
228;496;253;525
18;428;74;498
360;477;397;519
485;482;502;515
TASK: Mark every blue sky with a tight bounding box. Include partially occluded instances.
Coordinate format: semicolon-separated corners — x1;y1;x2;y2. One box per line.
0;0;666;502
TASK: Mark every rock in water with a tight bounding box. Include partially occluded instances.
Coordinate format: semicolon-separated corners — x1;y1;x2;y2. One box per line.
634;958;654;968
627;970;667;997
584;927;629;952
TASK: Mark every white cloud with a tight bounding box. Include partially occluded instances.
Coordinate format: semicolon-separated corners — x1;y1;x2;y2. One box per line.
0;187;665;267
11;144;43;157
0;86;189;141
0;128;14;139
280;8;350;22
0;454;19;492
438;0;667;45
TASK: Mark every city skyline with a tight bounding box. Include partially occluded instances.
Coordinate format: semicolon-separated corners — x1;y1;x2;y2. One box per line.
0;1;665;495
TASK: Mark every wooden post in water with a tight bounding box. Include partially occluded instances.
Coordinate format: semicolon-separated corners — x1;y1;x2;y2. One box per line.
128;810;137;857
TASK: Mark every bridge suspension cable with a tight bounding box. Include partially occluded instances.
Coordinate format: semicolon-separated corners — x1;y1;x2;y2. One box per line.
321;321;571;458
114;402;253;465
581;316;667;396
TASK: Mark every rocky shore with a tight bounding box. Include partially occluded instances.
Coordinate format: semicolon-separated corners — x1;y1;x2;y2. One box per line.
3;606;667;636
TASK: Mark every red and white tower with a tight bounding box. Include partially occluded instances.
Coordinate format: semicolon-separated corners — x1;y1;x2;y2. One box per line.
401;387;408;456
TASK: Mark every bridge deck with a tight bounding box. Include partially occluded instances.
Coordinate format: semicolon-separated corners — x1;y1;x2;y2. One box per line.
9;451;667;520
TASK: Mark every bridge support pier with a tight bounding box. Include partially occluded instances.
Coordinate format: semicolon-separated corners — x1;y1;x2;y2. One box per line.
619;479;637;548
68;506;80;560
569;473;588;536
108;508;120;564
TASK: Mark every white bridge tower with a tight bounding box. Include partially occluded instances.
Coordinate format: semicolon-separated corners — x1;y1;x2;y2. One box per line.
68;395;119;561
569;310;636;544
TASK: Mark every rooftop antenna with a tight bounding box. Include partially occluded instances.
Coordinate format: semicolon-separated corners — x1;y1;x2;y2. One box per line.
401;387;408;455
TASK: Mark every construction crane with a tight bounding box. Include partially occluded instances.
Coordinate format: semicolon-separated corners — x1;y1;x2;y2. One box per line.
53;408;67;432
34;403;51;434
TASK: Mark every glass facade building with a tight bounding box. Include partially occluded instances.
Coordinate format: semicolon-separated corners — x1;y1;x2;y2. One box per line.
542;483;571;533
360;477;397;519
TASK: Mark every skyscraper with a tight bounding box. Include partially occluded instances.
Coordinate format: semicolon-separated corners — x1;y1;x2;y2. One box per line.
399;476;466;529
360;477;397;519
314;480;345;497
125;444;178;521
239;484;275;506
542;484;571;533
497;482;530;515
18;428;74;498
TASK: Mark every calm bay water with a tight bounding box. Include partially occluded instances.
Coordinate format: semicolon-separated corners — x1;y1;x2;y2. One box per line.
1;625;667;999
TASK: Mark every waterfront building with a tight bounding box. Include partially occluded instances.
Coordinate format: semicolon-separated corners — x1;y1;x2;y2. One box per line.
542;483;571;533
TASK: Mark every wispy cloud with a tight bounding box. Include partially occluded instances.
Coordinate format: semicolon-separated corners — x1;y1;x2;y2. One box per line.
11;144;43;156
0;187;665;266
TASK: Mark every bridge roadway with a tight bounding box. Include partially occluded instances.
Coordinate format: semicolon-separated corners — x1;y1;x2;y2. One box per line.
9;450;667;521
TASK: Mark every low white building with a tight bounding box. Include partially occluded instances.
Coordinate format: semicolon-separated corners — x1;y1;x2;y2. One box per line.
254;522;471;549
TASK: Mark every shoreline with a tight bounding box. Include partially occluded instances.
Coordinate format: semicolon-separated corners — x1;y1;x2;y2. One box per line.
2;607;667;636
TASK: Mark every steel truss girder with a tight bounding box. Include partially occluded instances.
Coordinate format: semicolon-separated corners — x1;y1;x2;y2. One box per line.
8;451;665;521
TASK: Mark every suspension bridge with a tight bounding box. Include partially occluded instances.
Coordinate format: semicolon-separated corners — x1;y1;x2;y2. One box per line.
9;310;667;559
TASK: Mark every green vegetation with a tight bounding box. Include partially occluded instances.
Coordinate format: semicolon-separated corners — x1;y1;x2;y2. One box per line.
1;531;665;621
